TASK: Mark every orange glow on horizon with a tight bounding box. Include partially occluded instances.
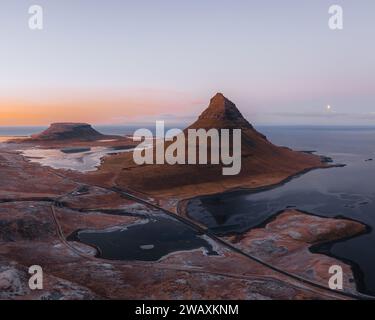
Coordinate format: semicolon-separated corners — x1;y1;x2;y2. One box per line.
0;90;203;126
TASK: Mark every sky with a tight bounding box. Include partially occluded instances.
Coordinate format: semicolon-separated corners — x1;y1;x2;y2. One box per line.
0;0;374;125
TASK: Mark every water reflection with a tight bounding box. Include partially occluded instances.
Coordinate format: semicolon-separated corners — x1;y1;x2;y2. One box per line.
187;127;375;295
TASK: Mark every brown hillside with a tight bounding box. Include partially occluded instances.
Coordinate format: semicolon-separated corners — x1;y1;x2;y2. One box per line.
99;93;323;197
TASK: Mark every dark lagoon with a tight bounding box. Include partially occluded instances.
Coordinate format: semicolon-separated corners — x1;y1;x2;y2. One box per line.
187;126;375;295
74;215;216;261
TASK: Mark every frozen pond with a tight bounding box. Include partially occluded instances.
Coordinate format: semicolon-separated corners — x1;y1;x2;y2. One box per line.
71;215;217;261
20;146;134;172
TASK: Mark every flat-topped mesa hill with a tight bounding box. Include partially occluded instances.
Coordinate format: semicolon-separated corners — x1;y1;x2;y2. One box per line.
99;93;325;198
18;123;122;143
31;123;105;141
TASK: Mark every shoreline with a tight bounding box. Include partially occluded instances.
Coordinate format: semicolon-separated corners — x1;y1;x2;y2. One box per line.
246;207;373;297
176;162;342;221
177;164;374;298
310;220;373;296
0;136;26;143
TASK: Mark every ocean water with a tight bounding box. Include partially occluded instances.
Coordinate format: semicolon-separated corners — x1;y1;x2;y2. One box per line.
0;126;46;137
187;126;375;295
0;124;185;138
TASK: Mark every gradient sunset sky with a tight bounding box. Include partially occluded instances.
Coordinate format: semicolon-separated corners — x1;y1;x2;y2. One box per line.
1;0;374;125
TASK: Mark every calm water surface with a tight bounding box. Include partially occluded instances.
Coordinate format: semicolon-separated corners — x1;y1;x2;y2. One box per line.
75;216;216;261
187;126;375;295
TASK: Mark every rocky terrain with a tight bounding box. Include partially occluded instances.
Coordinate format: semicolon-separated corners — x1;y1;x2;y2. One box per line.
0;94;369;300
225;210;366;294
0;161;361;299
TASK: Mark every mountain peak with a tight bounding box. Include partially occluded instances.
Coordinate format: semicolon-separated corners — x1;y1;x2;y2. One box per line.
200;93;247;121
190;93;252;129
211;92;228;101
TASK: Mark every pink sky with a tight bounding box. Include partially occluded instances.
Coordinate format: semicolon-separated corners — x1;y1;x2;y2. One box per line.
1;1;374;125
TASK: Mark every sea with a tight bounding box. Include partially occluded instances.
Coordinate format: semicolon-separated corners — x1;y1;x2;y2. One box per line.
187;125;375;295
0;124;186;138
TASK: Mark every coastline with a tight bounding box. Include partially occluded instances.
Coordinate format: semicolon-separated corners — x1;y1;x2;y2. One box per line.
0;136;26;143
310;221;373;296
175;164;373;298
243;207;372;297
176;162;342;219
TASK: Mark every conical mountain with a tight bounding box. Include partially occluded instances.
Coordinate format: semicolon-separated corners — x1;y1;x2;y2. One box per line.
102;93;324;197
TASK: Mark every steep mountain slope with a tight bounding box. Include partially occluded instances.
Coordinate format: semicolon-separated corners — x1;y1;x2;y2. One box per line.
99;93;323;197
